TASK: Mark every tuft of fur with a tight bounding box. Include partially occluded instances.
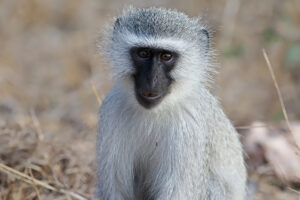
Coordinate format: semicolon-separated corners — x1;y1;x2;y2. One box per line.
97;7;247;200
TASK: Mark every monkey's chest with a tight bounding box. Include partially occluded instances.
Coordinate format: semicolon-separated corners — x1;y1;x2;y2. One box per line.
111;109;206;198
132;136;172;199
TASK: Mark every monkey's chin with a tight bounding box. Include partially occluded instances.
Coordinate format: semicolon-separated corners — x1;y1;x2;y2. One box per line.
135;93;164;109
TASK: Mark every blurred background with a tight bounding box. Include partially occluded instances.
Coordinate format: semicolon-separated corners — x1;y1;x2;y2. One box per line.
0;0;299;199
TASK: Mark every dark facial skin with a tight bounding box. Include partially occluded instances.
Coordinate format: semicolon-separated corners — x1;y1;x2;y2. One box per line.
130;47;179;109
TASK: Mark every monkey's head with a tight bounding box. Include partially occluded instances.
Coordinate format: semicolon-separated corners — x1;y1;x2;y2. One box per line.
104;7;213;109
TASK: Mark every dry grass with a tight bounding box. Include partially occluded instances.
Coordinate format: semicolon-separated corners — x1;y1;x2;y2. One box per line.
0;119;97;200
0;163;89;200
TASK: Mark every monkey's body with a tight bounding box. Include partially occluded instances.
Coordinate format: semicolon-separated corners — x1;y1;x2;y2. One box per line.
97;7;246;200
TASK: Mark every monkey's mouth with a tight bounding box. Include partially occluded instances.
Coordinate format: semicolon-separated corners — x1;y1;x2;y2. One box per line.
135;91;164;109
141;92;161;100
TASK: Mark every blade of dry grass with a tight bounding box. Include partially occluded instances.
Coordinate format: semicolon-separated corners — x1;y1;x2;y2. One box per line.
260;49;300;195
262;49;300;151
28;168;41;200
235;124;270;130
30;109;44;141
90;82;102;106
0;163;90;200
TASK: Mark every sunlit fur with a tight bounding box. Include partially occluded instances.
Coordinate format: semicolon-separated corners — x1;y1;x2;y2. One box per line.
97;7;246;200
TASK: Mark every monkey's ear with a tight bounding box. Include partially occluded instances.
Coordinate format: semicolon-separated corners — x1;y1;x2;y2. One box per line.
200;28;210;52
113;17;121;30
112;17;123;37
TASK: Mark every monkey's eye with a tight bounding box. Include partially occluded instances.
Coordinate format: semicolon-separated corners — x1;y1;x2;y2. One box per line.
137;49;150;59
160;52;172;61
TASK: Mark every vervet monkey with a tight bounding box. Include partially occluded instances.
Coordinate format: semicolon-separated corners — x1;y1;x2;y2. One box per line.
97;7;247;200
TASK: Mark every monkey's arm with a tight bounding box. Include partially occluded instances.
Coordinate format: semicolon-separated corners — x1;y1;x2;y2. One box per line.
96;112;121;199
208;105;247;200
96;88;137;200
96;92;126;200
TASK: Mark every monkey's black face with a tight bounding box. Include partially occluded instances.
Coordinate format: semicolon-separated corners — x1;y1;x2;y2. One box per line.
130;47;179;109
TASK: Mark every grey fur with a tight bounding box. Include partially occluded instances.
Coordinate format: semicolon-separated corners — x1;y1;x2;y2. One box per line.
97;7;247;200
113;7;208;43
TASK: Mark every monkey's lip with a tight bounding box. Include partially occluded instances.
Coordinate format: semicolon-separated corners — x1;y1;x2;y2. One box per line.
140;92;161;100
